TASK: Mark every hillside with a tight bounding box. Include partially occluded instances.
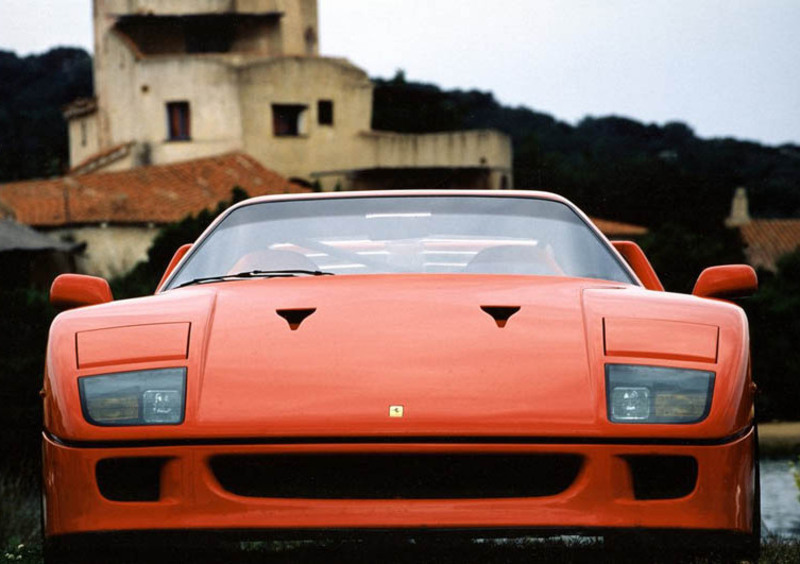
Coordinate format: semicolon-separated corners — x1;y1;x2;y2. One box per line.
0;48;93;182
2;49;799;229
373;72;800;231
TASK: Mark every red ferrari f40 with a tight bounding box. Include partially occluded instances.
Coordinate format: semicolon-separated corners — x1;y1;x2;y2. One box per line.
42;190;760;561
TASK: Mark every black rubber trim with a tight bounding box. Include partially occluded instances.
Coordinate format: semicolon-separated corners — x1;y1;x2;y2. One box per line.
43;424;753;450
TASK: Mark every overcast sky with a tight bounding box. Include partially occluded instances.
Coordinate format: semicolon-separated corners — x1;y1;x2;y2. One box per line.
2;0;798;146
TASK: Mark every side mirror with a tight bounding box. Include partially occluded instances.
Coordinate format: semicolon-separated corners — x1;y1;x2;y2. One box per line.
155;243;192;292
692;265;757;299
50;274;113;310
611;240;664;292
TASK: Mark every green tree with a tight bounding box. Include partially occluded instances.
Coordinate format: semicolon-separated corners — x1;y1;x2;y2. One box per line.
111;187;248;299
744;248;800;420
0;48;93;181
638;224;745;293
371;74;800;229
0;287;54;466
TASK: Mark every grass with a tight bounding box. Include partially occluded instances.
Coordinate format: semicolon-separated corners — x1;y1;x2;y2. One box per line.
0;462;39;554
759;538;800;564
2;536;799;564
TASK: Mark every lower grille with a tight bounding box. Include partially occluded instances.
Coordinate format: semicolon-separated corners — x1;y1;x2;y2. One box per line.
210;453;583;499
96;457;168;501
624;455;698;500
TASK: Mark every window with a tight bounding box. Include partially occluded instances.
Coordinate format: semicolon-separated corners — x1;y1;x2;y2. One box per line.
80;121;87;147
166;101;191;141
272;104;308;137
318;100;333;126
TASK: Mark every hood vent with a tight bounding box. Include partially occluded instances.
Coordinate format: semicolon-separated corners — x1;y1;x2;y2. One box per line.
276;308;316;330
480;305;520;328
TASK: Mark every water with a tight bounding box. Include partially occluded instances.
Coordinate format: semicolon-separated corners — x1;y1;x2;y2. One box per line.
761;457;800;537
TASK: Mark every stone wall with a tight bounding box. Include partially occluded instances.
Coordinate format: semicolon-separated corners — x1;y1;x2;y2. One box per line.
67;113;100;169
239;57;373;181
49;225;160;279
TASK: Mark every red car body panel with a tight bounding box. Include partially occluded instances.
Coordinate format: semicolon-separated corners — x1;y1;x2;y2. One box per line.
42;190;757;542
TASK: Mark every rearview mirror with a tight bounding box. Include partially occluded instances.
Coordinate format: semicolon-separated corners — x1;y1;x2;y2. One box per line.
692;265;757;299
50;274;113;310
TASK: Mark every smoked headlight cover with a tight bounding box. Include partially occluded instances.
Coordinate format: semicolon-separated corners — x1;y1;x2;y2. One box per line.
606;364;714;424
79;368;186;426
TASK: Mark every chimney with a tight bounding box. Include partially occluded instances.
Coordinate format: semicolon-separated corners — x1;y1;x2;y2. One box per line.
725;187;751;227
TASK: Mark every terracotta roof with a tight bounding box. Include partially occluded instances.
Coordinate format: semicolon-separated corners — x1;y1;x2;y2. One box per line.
69;141;136;175
591;218;648;237
62;97;98;120
0;152;306;227
740;219;800;271
0;178;66;226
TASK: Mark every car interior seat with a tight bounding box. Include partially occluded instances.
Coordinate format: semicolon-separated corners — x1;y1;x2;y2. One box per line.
228;248;320;273
464;244;561;275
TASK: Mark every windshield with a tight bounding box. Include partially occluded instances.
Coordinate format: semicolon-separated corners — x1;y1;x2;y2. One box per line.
164;196;635;290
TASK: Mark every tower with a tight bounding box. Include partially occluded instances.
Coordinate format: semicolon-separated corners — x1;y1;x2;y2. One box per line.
65;0;512;190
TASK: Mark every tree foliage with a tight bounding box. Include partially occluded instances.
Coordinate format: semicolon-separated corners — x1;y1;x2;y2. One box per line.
638;224;746;294
0;287;54;464
0;48;93;181
111;187;249;299
743;250;800;421
373;71;800;228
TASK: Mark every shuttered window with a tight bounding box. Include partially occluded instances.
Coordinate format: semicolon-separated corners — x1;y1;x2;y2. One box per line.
166;101;191;141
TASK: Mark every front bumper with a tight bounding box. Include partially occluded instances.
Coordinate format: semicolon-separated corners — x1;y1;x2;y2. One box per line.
43;429;756;538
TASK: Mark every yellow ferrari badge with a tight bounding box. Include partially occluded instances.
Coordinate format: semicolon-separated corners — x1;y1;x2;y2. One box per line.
389;405;404;417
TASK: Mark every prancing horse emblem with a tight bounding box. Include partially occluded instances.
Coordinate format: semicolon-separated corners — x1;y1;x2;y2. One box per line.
389;405;404;417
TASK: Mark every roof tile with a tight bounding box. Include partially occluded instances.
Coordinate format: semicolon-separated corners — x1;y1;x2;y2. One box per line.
740;219;800;271
591;218;648;237
0;152;306;227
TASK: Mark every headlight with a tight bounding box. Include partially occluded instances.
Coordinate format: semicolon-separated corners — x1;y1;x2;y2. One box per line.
606;364;714;424
79;368;186;426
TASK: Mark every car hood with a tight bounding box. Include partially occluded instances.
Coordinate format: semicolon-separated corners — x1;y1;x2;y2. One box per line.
48;275;749;441
195;275;605;437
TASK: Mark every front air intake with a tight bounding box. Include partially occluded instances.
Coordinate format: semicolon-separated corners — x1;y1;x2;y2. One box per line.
624;455;698;500
210;453;582;499
96;457;168;501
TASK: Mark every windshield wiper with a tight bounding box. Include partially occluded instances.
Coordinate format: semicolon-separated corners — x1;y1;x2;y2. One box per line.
175;269;334;289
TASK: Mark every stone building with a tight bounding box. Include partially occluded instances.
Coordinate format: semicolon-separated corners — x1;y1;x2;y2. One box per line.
66;0;513;191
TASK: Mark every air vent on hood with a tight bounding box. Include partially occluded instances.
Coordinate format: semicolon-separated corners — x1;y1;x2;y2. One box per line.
480;305;520;328
276;308;316;330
